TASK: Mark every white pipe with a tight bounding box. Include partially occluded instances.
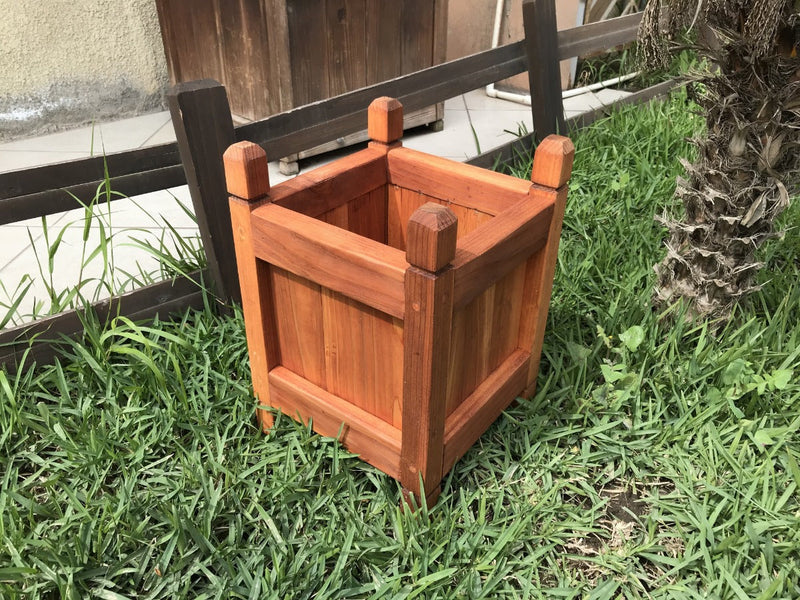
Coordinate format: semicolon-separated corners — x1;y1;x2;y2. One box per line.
561;70;640;98
485;0;640;107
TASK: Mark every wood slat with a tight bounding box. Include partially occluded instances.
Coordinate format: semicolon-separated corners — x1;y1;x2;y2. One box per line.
250;203;407;319
0;166;186;226
442;349;530;473
387;148;530;216
269;366;402;479
0;270;207;371
452;195;554;309
557;12;642;60
270;266;326;390
235;40;527;159
320;288;403;427
0;141;180;201
169;79;239;303
268;147;386;218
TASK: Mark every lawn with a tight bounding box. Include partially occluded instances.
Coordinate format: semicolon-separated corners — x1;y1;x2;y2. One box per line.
2;91;799;599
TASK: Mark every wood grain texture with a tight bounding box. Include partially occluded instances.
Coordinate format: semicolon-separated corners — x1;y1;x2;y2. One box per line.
452;198;555;310
368;97;404;144
347;187;388;243
229;196;280;430
442;349;530;473
405;203;458;272
268;148;386;218
0;270;206;372
530;135;575;189
387;187;494;252
387;148;530;216
223;141;270;200
250;204;407;318
326;0;367;97
169;79;239;303
321;289;404;426
557;12;641;60
400;206;457;503
264;0;294;112
270;267;326;388
269;366;402;479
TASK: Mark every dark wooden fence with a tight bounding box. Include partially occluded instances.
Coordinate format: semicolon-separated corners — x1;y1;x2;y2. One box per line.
0;0;679;371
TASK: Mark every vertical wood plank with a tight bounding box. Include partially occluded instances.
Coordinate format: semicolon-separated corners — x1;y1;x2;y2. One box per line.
488;263;527;370
326;0;368;96
348;189;388;244
288;0;327;104
320;203;349;230
219;0;271;120
365;2;402;85
264;0;294;113
169;79;239;304
523;0;567;141
271;267;326;388
401;0;434;75
321;289;403;425
401;203;458;507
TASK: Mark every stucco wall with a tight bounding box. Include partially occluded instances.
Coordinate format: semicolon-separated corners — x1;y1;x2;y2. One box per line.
0;0;168;141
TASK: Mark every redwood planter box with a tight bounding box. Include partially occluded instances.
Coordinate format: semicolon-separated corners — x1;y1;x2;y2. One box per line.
224;98;574;506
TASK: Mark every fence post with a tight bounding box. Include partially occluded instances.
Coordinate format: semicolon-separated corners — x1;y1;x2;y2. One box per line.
523;0;567;142
223;141;280;431
401;202;458;509
168;79;240;305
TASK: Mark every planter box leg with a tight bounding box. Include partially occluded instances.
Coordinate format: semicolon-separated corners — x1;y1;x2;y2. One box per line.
400;203;458;509
223;141;280;431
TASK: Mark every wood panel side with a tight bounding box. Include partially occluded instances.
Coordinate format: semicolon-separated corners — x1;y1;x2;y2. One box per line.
326;0;368;96
386;148;530;215
347;187;388;244
452;198;554;310
270;267;326;390
269;149;386;218
445;263;527;417
250;204;407;318
269;366;402;479
387;187;493;252
442;350;530;473
321;289;404;427
387;186;428;251
319;203;349;229
365;1;402;85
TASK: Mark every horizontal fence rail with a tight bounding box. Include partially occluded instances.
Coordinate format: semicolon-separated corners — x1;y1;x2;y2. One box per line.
0;11;643;225
0;6;677;371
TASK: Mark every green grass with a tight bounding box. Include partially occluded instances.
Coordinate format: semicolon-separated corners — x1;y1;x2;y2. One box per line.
2;91;799;598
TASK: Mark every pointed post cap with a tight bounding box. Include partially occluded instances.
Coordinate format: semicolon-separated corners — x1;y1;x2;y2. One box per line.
368;97;404;144
531;135;575;189
406;203;458;272
223;141;270;201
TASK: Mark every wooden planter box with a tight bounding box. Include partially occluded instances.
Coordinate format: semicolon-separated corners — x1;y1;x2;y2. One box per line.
224;98;574;506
